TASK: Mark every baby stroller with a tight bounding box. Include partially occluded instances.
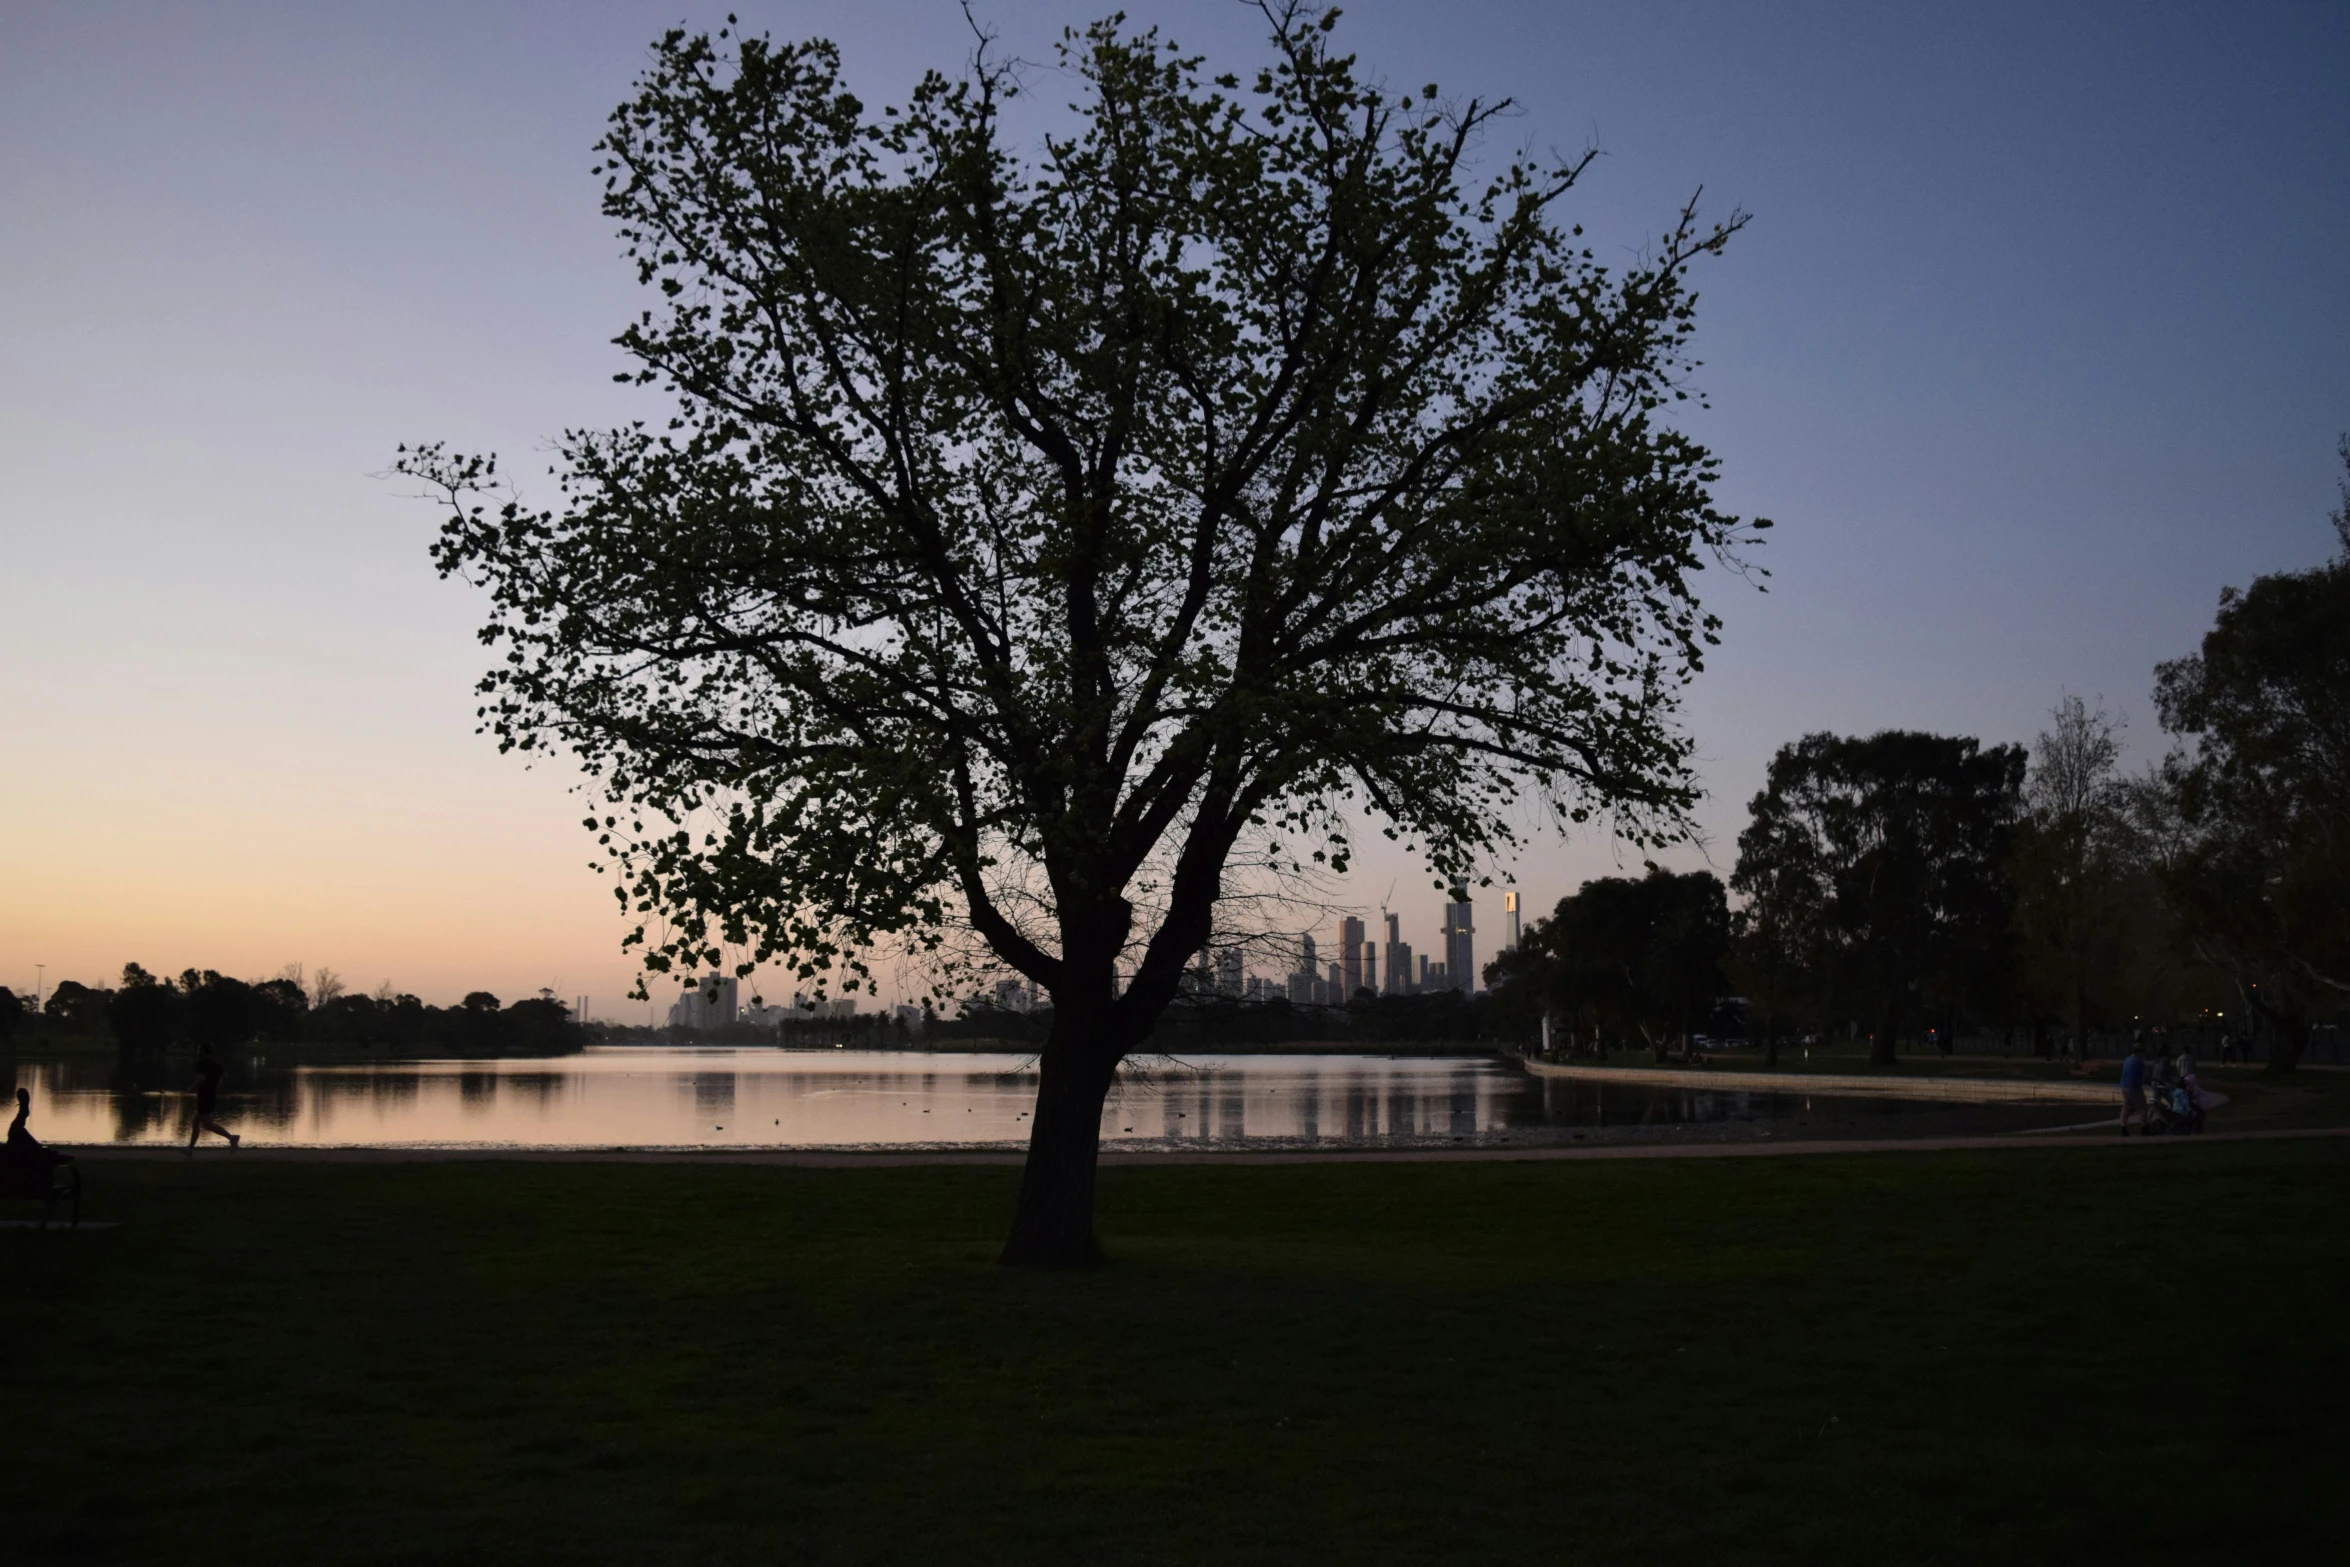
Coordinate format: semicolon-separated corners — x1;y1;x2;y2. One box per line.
2143;1076;2205;1136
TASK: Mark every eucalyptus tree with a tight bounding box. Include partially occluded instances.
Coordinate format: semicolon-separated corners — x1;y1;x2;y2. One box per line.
1488;870;1726;1059
1725;835;1820;1069
401;5;1760;1263
2009;696;2138;1062
2147;441;2350;1070
1733;733;2023;1065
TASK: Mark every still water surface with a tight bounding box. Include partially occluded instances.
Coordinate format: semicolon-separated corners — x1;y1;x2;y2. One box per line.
10;1047;1909;1150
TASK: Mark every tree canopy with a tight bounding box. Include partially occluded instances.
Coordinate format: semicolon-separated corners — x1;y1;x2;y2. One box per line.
401;5;1758;1262
1490;868;1727;1060
2148;444;2350;1067
2007;697;2141;1061
1731;731;2022;1065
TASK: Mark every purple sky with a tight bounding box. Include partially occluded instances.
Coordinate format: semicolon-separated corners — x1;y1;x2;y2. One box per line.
4;1;2346;1011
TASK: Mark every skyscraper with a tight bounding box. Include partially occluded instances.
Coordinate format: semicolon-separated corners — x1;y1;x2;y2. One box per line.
669;974;739;1029
1340;915;1365;998
1383;912;1404;996
1442;899;1475;993
1504;890;1521;953
1216;948;1244;997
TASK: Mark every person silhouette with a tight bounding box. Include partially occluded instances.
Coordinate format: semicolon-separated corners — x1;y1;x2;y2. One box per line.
8;1086;73;1169
187;1042;240;1153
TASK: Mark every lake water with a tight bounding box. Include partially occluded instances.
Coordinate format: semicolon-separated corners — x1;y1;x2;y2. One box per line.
6;1047;1990;1150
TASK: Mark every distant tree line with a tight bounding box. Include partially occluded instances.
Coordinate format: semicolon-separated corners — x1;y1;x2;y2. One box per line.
1492;452;2350;1074
0;965;581;1057
940;988;1499;1051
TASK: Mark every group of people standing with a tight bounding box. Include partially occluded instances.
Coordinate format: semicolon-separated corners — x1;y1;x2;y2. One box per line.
2118;1037;2211;1135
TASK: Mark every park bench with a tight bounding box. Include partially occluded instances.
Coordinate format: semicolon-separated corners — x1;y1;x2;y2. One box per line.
0;1152;81;1229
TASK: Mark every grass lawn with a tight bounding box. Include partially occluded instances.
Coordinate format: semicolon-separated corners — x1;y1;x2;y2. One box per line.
4;1141;2345;1564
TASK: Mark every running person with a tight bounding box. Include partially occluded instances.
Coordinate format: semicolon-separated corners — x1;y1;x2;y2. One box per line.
187;1042;240;1152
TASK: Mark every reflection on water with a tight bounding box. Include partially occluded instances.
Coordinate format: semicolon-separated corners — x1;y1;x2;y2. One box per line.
7;1047;1913;1150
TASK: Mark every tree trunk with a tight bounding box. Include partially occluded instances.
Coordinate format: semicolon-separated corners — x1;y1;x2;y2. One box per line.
2258;1003;2309;1077
2070;983;2090;1063
1870;998;1900;1066
999;1012;1120;1268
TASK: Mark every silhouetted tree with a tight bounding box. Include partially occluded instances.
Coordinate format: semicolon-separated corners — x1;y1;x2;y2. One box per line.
0;987;24;1048
252;977;309;1040
2147;442;2350;1072
2008;697;2138;1061
1727;779;1828;1067
400;8;1759;1263
499;993;580;1054
1734;732;2023;1065
179;969;263;1051
105;966;176;1052
1496;869;1728;1060
456;990;505;1052
42;979;111;1038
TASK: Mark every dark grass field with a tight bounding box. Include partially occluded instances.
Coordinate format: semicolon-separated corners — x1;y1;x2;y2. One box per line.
4;1140;2345;1565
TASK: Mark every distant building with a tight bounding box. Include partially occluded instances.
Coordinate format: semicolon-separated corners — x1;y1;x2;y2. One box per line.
1443;899;1475;993
1216;948;1244;997
1382;913;1404;996
1503;890;1522;953
991;977;1032;1013
893;1004;925;1032
1289;933;1319;1004
1340;916;1366;998
668;974;739;1030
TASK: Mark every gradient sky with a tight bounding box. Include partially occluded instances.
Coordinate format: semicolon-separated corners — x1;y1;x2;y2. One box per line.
4;1;2346;1013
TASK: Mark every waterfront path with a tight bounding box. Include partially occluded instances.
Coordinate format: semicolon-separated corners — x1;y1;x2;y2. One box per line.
61;1123;2341;1166
1523;1058;2123;1102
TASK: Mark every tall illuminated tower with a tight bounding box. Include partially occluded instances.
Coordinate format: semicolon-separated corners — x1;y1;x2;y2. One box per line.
1441;899;1475;993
